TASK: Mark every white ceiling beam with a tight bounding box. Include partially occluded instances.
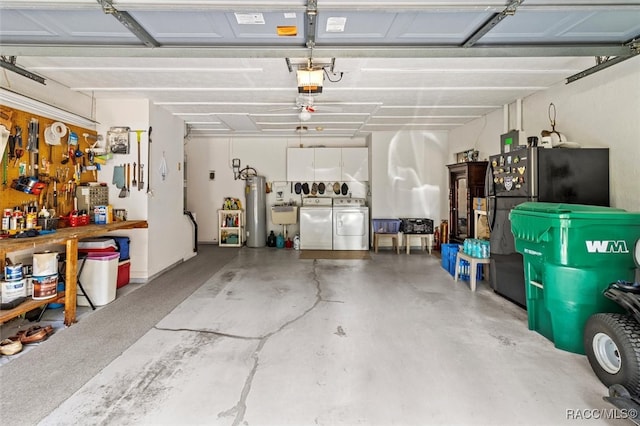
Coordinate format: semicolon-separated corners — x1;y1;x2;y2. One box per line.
1;45;632;58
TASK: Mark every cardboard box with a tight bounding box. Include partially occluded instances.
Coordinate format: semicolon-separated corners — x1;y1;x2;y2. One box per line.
473;197;487;211
94;205;108;224
477;215;491;239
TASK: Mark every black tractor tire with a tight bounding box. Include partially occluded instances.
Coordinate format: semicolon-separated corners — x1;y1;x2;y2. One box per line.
584;313;640;395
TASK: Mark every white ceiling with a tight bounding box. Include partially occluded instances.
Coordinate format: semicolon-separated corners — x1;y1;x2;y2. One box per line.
1;0;639;138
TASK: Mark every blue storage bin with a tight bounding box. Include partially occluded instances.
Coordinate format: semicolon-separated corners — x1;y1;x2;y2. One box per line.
441;243;459;272
111;236;131;260
455;258;484;282
441;243;483;281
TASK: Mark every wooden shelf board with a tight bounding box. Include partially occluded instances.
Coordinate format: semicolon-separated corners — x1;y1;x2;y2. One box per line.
0;292;65;324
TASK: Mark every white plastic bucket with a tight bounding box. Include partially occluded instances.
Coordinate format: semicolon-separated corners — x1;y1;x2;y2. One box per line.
33;251;58;276
1;279;27;303
77;252;119;306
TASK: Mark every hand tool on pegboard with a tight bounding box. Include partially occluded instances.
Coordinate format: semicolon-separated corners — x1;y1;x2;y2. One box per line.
146;126;152;194
27;118;39;178
2;146;7;189
118;163;127;198
130;129;146;191
13;126;23;167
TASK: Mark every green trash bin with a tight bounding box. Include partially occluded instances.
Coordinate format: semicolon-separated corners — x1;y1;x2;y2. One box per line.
510;202;640;354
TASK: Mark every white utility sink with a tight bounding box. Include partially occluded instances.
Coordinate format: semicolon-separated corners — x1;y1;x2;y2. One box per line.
271;205;298;225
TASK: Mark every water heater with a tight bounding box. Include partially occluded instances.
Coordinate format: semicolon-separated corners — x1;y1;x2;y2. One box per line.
245;175;266;247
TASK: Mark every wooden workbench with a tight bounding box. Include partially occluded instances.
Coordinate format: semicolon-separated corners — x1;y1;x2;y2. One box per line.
0;220;147;326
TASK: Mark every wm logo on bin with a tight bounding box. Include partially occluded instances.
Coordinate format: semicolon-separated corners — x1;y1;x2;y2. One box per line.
585;240;629;253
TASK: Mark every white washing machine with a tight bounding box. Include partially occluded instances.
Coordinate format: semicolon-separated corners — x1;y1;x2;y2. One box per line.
299;197;333;250
333;198;369;250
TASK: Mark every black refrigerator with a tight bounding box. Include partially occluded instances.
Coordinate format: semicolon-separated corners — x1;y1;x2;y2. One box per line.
486;146;610;307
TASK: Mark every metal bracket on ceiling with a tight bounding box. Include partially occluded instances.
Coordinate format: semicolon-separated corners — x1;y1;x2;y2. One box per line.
462;0;524;48
0;56;46;85
567;36;640;83
97;0;160;48
305;0;318;49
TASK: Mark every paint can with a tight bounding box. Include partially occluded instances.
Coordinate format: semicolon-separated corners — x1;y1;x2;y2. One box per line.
26;276;33;296
31;274;58;300
1;278;27;303
33;251;59;276
4;263;23;281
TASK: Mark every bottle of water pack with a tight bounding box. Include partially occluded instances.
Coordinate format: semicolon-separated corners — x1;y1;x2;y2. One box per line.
463;238;490;258
482;241;489;258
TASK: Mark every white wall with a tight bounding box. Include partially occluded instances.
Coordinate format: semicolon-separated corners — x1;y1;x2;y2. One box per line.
96;99;150;280
148;103;195;275
448;55;640;212
96;99;193;280
185;136;368;243
371;131;449;226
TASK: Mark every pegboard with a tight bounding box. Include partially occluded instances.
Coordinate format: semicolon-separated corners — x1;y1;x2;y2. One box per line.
0;106;98;216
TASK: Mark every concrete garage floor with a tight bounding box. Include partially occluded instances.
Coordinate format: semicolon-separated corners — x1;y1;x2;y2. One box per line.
29;247;623;425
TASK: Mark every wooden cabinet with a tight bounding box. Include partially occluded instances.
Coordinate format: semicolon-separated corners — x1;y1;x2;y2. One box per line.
447;161;488;244
218;210;244;247
286;147;368;182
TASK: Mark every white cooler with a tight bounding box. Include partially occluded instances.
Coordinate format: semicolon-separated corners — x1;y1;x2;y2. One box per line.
77;252;119;306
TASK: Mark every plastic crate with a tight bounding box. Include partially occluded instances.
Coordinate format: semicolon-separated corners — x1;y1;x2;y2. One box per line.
111;236;131;260
441;243;460;271
440;243;482;281
455;258;484;282
401;218;434;234
117;260;130;288
372;219;402;234
78;237;117;254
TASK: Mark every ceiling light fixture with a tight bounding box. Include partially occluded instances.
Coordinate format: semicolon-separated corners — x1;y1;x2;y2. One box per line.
296;69;324;94
298;108;312;121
